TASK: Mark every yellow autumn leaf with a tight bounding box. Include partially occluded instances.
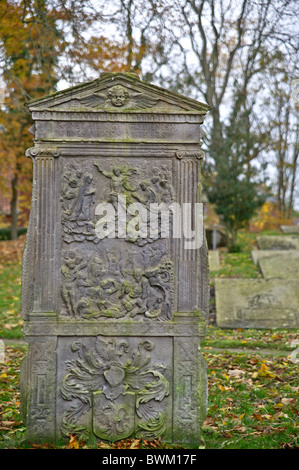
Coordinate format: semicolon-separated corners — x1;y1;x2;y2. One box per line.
217;384;234;391
254;363;276;378
0;373;8;379
68;433;80;449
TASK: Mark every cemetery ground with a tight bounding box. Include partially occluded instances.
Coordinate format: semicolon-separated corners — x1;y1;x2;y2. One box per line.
0;232;298;449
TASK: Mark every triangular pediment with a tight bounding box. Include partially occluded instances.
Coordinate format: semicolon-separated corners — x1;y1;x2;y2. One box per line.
26;72;211;114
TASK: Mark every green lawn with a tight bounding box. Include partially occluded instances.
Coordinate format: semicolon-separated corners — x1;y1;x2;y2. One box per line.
0;261;22;339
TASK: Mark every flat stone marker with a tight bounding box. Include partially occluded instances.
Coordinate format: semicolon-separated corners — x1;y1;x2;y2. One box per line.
256;235;299;250
20;72;210;444
209;250;221;271
215;278;299;328
258;251;299;279
251;249;297;265
280;225;299;234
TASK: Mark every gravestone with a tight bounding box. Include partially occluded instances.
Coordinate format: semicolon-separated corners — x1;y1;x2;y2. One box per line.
251;250;296;265
215;278;299;329
20;72;210;444
256;235;299;250
257;251;299;279
280;225;299;234
209;250;221;271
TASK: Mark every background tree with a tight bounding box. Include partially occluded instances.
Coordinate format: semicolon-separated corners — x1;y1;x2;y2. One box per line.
0;0;124;238
0;0;61;238
264;61;299;220
0;0;298;241
147;0;299;246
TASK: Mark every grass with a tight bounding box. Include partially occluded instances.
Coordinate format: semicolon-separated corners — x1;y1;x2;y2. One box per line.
0;261;22;339
202;326;298;352
202;345;299;449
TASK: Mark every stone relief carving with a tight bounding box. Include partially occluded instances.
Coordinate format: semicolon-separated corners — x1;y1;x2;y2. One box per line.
79;85;159;109
61;160;175;246
60;337;170;441
61;249;174;321
94;161;175;246
61;162;99;243
236;293;287;320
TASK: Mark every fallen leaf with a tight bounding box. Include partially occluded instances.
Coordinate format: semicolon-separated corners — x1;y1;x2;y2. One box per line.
130;439;140;449
227;369;245;378
68;433;80;449
217;384;234;391
253;363;276;379
253;413;262;421
281;398;294;405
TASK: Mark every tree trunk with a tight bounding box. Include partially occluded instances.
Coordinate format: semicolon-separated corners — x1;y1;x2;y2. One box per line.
10;173;18;240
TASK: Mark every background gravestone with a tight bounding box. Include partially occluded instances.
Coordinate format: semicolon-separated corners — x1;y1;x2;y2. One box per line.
215;278;299;329
20;72;210;444
257;251;299;279
256;235;299;250
251;250;297;265
280;225;299;234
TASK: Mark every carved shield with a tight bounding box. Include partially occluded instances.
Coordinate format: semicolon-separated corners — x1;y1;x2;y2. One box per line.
92;391;135;442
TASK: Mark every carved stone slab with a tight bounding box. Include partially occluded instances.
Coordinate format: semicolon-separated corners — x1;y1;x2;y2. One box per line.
251;250;297;265
21;72;210;444
280;225;299;234
257;251;299;279
215;278;299;328
256;235;299;250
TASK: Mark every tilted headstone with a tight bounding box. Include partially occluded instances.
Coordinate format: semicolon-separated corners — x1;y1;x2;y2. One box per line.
280;225;299;234
257;251;299;279
251;250;297;265
20;72;210;444
215;278;299;328
256;235;299;250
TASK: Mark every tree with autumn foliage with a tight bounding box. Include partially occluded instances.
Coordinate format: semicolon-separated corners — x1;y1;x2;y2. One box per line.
1;0;298;240
0;0;61;238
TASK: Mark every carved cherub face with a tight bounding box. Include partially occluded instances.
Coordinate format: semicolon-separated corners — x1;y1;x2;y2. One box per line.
108;85;129;107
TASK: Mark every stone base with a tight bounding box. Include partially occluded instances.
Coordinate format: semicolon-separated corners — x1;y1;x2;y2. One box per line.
20;314;207;445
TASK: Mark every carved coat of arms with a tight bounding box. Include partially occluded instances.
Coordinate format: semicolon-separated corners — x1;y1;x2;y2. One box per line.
60;336;170;442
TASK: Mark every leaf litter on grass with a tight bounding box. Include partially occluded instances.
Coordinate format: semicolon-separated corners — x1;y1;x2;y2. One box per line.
202;347;299;449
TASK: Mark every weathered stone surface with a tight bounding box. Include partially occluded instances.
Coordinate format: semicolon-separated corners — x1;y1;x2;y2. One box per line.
209;250;221;271
257;251;299;279
21;72;210;444
251;249;297;265
215;278;299;328
280;225;299;234
256;235;299;250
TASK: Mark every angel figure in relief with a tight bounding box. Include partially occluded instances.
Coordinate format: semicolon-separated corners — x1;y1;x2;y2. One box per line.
80;85;159;109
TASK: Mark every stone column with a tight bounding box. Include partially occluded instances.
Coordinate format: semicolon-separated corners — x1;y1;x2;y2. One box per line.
174;150;209;313
22;147;60;318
